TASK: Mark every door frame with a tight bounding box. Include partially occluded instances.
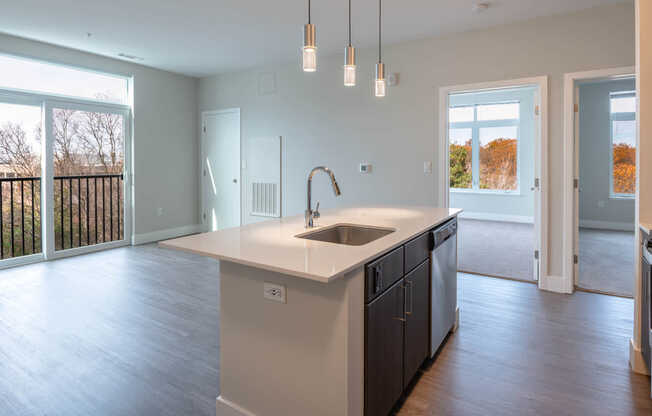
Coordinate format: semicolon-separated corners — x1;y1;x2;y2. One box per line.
561;67;636;294
437;76;549;287
200;108;242;232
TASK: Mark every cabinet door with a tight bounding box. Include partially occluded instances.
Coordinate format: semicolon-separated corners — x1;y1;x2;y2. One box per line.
403;260;430;387
365;279;405;416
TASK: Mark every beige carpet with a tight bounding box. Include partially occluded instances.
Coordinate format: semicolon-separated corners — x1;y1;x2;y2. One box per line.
457;218;534;281
578;228;635;297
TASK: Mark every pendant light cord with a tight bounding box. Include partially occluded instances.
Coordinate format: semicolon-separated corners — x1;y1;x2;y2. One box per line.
308;0;311;24
348;0;352;46
378;0;382;62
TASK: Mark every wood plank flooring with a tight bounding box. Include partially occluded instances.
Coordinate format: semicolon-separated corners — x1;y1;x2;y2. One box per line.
398;273;652;416
0;246;650;415
0;244;220;416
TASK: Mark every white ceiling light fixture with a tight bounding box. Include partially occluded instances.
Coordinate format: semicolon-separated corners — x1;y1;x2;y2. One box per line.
374;0;386;97
472;2;490;13
302;0;317;72
344;0;356;86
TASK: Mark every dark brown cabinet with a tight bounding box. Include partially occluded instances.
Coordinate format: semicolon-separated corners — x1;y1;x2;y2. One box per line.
403;260;430;388
365;246;404;302
365;230;433;416
365;278;405;416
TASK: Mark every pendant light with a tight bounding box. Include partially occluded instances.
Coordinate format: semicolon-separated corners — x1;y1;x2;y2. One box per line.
303;0;317;72
343;0;356;86
374;0;386;97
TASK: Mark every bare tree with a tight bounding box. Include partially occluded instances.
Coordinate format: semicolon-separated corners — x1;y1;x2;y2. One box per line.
0;122;39;176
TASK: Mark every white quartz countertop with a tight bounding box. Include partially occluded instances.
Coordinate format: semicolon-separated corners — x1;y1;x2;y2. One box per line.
160;206;461;283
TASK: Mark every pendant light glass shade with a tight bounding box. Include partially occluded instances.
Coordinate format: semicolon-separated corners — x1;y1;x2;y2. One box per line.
303;23;316;72
343;0;356;86
374;62;386;97
344;46;356;86
374;0;385;97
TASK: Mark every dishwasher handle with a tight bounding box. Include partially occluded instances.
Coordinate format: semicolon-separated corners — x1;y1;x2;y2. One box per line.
431;220;457;249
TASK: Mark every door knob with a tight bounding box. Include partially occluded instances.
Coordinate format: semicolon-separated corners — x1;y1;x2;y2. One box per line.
233;179;238;183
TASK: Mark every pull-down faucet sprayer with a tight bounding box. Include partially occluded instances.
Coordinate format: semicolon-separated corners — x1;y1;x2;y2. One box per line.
305;166;341;228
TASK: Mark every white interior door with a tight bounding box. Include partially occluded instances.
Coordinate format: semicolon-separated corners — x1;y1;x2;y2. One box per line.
202;109;241;231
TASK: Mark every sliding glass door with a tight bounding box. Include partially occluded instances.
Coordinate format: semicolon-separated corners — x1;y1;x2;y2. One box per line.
0;99;42;260
45;102;130;256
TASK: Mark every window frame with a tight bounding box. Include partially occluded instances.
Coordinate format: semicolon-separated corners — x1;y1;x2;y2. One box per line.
0;51;130;106
608;91;636;199
449;100;522;195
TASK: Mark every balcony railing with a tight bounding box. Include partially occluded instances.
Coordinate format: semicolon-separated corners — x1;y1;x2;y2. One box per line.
0;174;124;259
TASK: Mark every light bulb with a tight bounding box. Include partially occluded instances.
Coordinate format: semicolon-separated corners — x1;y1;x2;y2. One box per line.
344;65;356;86
302;47;317;72
374;78;386;97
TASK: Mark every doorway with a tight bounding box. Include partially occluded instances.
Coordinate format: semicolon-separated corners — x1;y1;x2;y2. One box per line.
570;74;636;297
201;109;241;231
439;77;548;285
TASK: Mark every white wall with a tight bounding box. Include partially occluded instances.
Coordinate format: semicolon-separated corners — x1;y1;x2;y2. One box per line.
199;3;635;278
0;33;200;240
579;78;636;230
633;0;652;372
449;87;536;221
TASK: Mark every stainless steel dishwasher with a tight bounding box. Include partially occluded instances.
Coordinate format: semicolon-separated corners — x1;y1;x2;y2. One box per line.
430;218;458;357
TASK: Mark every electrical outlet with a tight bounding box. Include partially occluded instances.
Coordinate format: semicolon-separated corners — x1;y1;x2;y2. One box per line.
264;282;286;303
157;207;164;216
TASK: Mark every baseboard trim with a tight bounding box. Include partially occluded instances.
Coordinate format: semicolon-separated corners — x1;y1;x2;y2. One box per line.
539;275;572;294
629;338;650;375
451;306;460;333
458;211;534;224
133;224;203;245
579;219;634;232
216;396;256;416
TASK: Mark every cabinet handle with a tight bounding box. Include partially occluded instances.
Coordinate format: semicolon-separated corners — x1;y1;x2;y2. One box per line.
374;265;383;293
405;280;413;316
394;283;407;322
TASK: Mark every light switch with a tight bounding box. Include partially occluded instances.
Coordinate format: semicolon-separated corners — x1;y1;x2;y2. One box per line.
423;161;433;174
359;163;372;174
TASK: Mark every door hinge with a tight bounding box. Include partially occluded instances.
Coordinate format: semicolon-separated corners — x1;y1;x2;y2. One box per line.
574;254;578;264
534;250;539;260
203;212;206;221
534;178;540;189
574;103;579;113
534;105;540;116
574;178;579;189
203;125;206;133
203;169;207;177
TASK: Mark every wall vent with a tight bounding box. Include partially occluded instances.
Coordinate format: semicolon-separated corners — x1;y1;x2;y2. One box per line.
251;182;279;217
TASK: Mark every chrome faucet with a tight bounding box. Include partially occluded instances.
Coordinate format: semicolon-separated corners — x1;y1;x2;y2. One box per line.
305;166;341;228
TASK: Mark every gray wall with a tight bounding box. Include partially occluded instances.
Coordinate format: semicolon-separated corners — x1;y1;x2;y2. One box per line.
579;78;636;229
0;33;200;239
198;2;635;278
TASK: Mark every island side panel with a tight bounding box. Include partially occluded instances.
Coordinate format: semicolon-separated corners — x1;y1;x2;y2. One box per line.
217;261;364;416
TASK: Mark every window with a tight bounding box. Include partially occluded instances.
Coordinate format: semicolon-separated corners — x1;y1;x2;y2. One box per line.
609;92;636;198
0;53;131;263
449;102;520;192
0;54;128;104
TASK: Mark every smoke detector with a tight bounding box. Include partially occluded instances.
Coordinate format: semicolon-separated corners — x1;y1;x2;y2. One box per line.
472;2;490;13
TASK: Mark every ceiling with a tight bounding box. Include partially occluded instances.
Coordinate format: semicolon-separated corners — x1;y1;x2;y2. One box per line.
0;0;628;77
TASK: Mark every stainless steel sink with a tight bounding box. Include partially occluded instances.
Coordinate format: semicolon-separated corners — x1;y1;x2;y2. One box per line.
295;224;395;246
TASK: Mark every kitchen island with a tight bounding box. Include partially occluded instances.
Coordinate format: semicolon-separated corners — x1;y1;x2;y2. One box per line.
161;206;461;416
